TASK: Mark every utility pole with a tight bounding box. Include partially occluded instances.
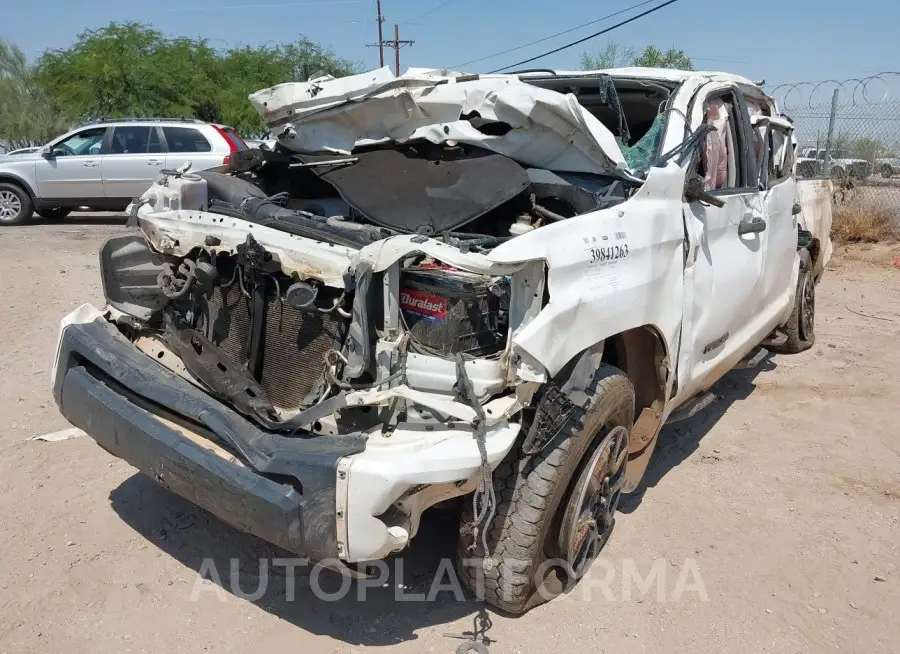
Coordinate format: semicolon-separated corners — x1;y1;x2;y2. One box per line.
376;0;385;68
385;23;414;76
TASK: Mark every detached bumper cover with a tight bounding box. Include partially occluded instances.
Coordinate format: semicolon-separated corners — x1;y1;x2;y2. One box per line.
52;314;366;560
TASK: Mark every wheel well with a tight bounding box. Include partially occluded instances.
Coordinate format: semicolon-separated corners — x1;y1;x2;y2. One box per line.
602;327;668;417
0;175;35;200
602;327;669;457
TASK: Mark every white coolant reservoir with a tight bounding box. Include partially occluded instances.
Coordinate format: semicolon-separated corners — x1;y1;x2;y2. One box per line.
509;214;535;236
166;173;208;211
144;173;208;212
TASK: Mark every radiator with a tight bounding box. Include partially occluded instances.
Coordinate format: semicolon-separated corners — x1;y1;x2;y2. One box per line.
203;281;344;411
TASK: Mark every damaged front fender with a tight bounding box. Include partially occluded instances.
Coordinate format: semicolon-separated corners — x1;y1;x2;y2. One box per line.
489;162;687;378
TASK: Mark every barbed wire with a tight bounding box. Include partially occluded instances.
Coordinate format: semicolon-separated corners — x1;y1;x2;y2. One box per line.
766;72;900;110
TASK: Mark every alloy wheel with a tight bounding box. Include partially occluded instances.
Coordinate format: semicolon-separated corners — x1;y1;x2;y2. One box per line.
0;190;22;223
559;425;629;579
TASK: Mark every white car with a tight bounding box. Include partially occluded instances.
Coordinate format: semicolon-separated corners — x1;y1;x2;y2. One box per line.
796;146;872;180
51;67;831;613
2;147;41;156
0;119;248;225
875;156;900;178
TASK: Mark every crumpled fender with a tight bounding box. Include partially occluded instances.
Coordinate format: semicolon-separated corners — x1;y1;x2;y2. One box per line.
488;162;687;378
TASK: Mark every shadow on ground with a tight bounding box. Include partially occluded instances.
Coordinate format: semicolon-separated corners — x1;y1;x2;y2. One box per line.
108;353;777;646
110;477;486;647
620;353;777;513
37;212;128;226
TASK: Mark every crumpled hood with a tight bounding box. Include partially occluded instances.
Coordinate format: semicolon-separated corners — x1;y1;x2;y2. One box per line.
248;67;628;176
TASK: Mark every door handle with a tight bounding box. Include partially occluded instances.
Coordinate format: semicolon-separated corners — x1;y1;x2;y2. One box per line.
82;160;100;167
147;159;163;166
738;217;767;235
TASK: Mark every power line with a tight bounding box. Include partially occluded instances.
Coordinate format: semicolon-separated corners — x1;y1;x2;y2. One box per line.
167;0;365;10
452;0;659;69
411;0;461;21
488;0;683;73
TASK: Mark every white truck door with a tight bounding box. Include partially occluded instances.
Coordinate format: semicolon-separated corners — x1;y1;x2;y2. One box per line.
756;120;801;329
675;85;769;404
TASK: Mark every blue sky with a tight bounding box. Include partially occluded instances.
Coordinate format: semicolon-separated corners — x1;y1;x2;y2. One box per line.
3;0;899;86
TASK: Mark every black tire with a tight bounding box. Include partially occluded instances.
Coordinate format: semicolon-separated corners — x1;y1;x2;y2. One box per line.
36;208;72;220
770;256;815;354
455;363;634;614
881;164;893;179
0;182;34;226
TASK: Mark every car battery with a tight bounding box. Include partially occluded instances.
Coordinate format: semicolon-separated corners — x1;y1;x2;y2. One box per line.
399;267;509;356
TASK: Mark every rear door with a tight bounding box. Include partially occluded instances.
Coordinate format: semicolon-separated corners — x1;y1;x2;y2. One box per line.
101;125;166;199
756;118;800;324
33;127;107;199
162;126;218;171
677;84;769;402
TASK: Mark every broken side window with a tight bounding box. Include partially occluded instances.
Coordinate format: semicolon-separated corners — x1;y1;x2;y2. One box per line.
699;90;753;192
768;126;794;186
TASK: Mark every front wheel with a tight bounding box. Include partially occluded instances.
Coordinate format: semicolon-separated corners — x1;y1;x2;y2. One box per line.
0;183;34;226
455;363;634;614
881;164;894;178
771;257;815;354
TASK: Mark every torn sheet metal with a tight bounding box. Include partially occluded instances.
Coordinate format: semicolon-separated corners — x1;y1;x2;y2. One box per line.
796;179;834;278
136;205;356;288
488;161;687;378
249;67;628;176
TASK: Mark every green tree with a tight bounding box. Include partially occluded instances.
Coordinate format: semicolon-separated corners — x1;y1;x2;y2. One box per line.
33;23;360;137
0;39;70;149
850;137;888;162
36;23;218;121
581;43;693;72
632;45;693;70
580;42;637;70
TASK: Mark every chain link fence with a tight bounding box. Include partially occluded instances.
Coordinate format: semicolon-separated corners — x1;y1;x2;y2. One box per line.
769;73;900;239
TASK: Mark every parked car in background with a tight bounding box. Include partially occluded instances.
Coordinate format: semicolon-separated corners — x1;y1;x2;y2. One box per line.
244;133;277;150
2;147;41;157
795;147;872;180
0;118;247;225
874;155;900;178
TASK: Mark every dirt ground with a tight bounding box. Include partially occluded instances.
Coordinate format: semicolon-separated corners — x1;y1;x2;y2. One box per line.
0;216;898;653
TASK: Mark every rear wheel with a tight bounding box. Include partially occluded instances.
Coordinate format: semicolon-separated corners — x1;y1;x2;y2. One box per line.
36;208;72;221
455;363;634;614
881;164;894;178
0;183;33;226
770;257;815;354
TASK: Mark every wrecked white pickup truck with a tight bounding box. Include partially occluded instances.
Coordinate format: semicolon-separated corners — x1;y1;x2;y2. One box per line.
52;66;830;613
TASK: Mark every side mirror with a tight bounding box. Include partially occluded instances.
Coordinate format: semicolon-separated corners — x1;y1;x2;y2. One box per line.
41;146;54;158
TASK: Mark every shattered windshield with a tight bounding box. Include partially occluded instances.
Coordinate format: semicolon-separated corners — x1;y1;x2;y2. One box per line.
619;113;666;171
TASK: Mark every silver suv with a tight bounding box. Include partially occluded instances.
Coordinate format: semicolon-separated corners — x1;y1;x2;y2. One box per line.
0;118;247;225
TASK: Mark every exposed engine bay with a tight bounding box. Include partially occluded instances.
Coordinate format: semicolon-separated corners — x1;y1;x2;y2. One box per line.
215;141;627;245
119;218;516;430
113;69;678;435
